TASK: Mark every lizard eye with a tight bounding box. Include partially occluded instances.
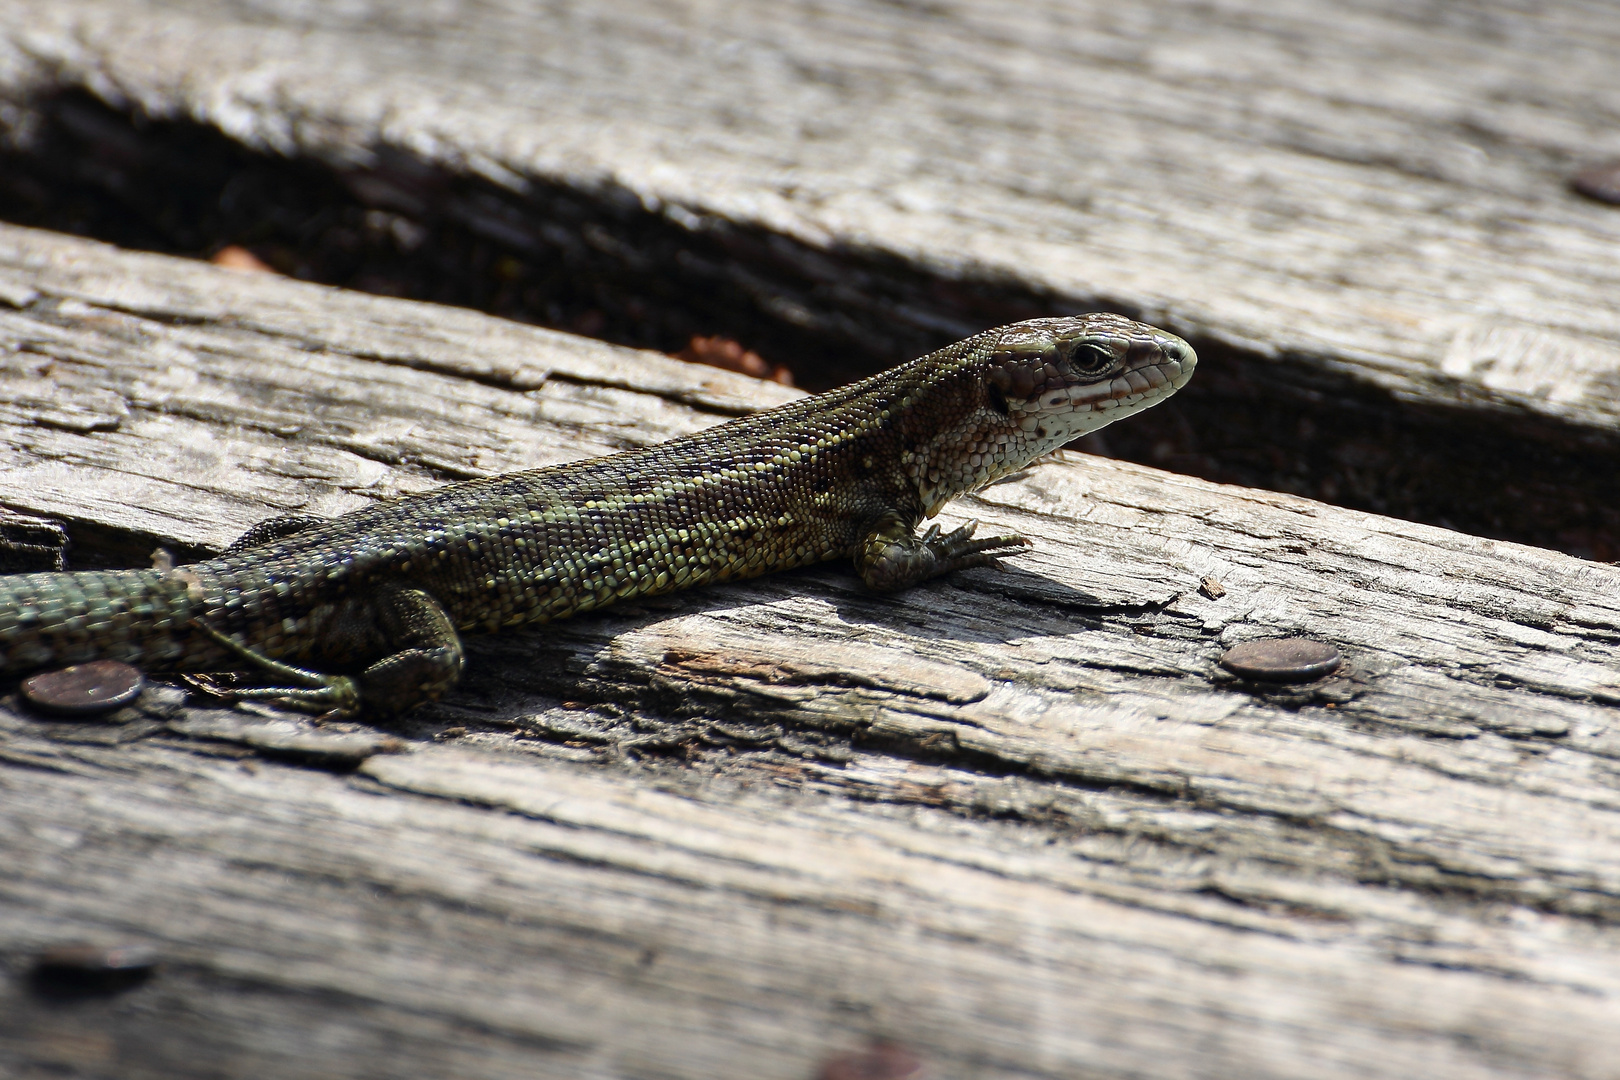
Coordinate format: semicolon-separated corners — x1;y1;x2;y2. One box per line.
1069;343;1114;373
986;382;1010;415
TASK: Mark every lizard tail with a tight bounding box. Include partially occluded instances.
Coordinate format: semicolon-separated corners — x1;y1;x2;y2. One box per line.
0;569;198;675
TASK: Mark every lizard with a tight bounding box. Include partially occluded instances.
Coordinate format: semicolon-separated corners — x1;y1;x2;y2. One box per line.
0;313;1195;717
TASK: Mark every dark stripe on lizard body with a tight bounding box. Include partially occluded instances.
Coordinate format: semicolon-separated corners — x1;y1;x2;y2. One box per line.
0;314;1195;715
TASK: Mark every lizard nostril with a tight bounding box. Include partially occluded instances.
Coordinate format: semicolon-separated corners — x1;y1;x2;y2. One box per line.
1126;342;1162;366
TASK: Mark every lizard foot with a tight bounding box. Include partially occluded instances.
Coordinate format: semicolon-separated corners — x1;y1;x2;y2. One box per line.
859;515;1031;591
188;620;361;718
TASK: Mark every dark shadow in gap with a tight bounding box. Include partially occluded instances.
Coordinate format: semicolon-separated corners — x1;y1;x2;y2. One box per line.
2;89;1617;560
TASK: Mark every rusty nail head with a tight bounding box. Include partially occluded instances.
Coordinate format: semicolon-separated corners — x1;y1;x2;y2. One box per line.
819;1040;927;1080
1571;161;1620;205
1220;638;1341;683
30;943;159;998
35;944;160;972
22;659;145;715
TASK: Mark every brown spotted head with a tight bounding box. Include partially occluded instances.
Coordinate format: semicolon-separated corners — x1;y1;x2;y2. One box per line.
897;313;1196;513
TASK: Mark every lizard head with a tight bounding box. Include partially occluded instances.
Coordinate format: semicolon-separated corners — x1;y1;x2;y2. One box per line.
902;313;1196;514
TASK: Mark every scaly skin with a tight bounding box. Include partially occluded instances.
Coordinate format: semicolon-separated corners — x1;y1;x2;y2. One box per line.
0;314;1195;715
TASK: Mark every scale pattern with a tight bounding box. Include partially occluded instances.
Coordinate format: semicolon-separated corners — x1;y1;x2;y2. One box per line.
0;314;1195;714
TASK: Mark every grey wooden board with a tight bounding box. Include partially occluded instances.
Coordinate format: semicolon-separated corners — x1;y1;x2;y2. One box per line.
1;0;1618;436
2;226;1620;1078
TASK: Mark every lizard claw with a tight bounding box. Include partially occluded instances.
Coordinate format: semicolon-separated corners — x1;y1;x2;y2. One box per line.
926;519;1031;573
860;516;1031;591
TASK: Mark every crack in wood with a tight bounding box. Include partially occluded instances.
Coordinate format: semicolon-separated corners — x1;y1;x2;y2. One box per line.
4;89;1620;558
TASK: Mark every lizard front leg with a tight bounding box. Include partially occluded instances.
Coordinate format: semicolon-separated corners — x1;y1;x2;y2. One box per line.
197;583;464;717
856;511;1030;592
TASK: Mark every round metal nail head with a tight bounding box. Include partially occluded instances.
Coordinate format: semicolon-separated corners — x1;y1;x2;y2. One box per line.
1572;161;1620;205
30;943;159;998
818;1041;926;1080
34;944;160;974
22;659;145;715
1220;638;1341;683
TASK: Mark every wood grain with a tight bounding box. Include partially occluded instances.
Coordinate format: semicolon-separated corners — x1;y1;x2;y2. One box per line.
1;226;1619;1078
1;0;1618;429
3;0;1618;561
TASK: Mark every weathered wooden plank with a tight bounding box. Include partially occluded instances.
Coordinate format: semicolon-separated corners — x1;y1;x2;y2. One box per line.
0;225;796;556
1;0;1617;427
2;227;1620;1078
